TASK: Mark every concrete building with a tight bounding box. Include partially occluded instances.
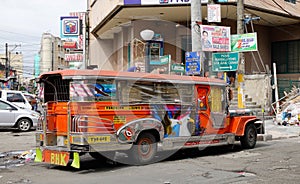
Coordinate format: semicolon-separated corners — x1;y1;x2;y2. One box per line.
88;0;300;112
39;33;67;74
9;53;23;83
89;0;300;75
0;53;22;89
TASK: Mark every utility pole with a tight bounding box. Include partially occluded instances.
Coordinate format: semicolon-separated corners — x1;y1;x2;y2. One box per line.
5;44;21;78
191;0;202;76
51;41;54;71
191;0;202;52
5;43;8;78
237;0;245;108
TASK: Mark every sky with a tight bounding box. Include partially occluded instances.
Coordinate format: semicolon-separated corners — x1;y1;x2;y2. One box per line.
0;0;87;77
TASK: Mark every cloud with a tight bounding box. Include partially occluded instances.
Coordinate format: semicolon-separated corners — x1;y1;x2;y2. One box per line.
0;0;86;77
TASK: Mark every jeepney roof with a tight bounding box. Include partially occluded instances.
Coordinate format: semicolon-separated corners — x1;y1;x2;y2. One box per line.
39;69;226;86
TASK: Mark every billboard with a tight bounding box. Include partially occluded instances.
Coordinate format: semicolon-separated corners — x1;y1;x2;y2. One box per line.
231;33;258;52
200;25;231;52
60;16;80;38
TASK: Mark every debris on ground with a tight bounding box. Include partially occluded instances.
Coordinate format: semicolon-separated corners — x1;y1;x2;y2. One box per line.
0;150;36;169
275;102;300;126
274;87;300;126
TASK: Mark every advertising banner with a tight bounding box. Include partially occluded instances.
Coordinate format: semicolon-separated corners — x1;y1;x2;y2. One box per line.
185;51;201;75
207;4;221;23
200;25;231;52
231;33;258;52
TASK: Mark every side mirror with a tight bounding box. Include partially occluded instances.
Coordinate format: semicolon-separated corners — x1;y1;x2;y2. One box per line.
6;106;14;111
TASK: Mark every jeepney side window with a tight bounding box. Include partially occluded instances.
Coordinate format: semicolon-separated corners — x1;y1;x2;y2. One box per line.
118;80;193;105
70;80;116;101
208;86;225;113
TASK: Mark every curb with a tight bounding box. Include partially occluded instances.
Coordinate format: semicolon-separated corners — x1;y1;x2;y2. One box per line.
257;134;300;141
257;134;272;141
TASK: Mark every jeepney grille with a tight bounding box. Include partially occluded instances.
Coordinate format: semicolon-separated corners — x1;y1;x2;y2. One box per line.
71;115;116;134
36;115;44;131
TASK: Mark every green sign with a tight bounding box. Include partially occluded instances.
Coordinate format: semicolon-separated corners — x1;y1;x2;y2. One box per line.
171;64;185;73
212;52;239;71
150;55;170;65
231;33;257;52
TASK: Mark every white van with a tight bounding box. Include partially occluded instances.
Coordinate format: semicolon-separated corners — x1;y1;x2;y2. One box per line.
0;90;32;110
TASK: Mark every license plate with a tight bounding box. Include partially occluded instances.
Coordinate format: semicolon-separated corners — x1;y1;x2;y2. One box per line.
87;136;111;144
43;150;70;166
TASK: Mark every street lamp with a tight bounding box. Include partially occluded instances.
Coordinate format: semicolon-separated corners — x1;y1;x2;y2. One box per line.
140;29;154;73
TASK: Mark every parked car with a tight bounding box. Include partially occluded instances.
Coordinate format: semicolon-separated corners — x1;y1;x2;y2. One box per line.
23;93;38;111
0;90;32;110
0;99;40;131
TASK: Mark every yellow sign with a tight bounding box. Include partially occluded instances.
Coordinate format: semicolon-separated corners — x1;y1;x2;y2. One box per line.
113;116;126;123
105;106;142;110
87;136;111;144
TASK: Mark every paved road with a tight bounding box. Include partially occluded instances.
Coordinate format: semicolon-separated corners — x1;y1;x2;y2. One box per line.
0;129;36;153
1;120;300;184
1;137;300;184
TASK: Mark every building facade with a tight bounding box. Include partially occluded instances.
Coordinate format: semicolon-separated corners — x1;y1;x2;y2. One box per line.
39;33;67;75
0;53;22;89
88;0;300;78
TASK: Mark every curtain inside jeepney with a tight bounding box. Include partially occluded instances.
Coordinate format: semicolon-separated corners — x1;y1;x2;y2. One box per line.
208;86;226;128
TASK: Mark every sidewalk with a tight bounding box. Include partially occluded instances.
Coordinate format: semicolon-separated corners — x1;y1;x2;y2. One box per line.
258;118;300;141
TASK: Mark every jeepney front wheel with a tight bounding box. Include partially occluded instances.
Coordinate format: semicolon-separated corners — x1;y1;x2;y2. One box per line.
129;132;157;165
240;123;257;149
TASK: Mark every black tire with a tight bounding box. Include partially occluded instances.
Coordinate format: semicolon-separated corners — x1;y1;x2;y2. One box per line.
129;132;157;165
17;118;32;132
240;123;257;149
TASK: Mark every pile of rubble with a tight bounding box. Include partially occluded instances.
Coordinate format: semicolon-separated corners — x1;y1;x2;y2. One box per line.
275;87;300;126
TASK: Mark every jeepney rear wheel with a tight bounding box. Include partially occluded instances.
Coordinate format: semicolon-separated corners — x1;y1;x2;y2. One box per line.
129;132;157;165
240;123;257;149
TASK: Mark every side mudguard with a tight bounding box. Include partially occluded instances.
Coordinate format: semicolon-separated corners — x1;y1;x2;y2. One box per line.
116;118;164;143
230;116;261;136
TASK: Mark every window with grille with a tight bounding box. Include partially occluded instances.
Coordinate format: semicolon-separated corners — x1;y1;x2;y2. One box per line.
285;0;296;4
271;40;300;73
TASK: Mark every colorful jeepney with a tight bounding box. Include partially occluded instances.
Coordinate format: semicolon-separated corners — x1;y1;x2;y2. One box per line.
35;69;263;168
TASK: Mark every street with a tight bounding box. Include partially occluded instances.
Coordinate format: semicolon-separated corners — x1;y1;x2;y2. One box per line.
1;129;300;184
